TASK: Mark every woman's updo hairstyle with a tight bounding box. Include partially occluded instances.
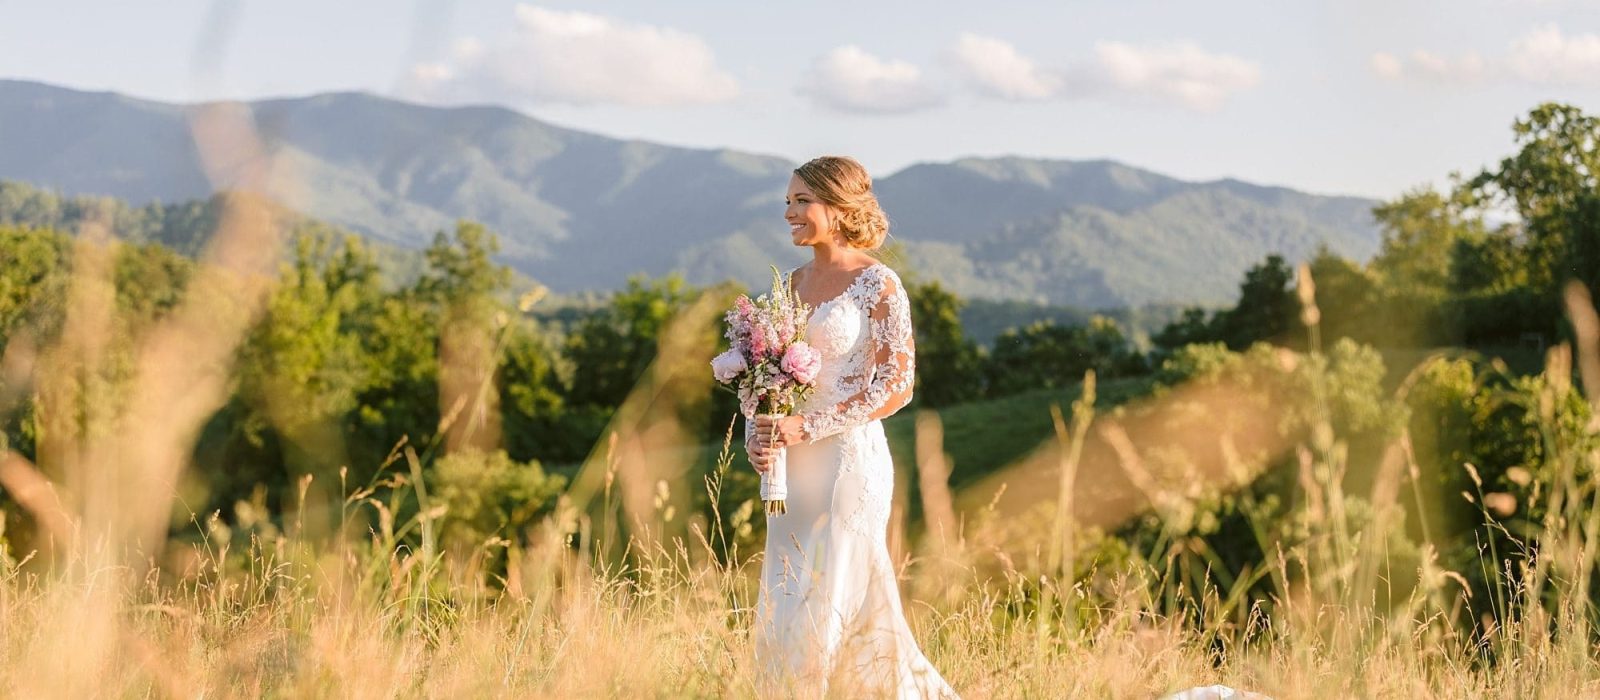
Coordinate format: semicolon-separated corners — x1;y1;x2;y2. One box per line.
794;156;890;250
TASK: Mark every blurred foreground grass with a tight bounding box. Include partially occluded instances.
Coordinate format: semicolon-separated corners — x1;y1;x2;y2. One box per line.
5;357;1600;698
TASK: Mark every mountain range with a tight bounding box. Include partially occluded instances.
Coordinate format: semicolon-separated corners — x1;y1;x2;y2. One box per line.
0;79;1383;308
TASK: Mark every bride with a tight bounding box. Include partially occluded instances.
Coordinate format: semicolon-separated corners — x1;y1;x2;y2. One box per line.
746;156;958;698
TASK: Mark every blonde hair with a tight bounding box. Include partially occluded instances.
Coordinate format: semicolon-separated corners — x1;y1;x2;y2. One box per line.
794;156;890;250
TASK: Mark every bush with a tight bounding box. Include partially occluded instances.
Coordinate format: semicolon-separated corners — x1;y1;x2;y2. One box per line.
985;317;1144;396
429;449;567;553
1123;338;1410;614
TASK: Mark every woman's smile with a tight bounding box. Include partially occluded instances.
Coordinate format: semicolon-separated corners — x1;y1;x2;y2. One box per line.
784;173;835;245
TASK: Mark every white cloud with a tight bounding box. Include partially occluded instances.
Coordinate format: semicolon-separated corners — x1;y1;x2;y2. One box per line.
1410;49;1492;83
1370;52;1404;81
403;4;738;107
1372;24;1600;87
1087;41;1262;111
938;35;1258;111
797;46;946;115
944;33;1063;100
409;62;453;85
1508;24;1600;84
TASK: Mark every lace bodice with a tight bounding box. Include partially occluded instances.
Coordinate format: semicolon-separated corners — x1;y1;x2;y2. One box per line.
741;261;917;447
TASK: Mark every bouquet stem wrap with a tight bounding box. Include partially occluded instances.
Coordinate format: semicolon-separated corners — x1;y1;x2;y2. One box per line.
757;412;788;515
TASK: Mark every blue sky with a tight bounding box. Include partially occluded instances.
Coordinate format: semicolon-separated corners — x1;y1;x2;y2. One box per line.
3;0;1598;198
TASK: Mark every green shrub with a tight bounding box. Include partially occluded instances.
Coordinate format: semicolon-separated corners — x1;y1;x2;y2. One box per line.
429;449;567;553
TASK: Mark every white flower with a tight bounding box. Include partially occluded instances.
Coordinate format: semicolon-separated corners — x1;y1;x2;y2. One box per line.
711;349;747;383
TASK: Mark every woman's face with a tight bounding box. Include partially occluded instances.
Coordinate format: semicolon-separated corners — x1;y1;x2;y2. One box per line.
785;174;836;247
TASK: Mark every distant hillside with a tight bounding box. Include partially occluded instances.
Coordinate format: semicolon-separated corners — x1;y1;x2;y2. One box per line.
0;180;429;285
0;79;1383;308
0;178;1193;348
878;158;1379;307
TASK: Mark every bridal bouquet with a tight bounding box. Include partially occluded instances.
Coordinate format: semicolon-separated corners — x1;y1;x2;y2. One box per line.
711;265;822;515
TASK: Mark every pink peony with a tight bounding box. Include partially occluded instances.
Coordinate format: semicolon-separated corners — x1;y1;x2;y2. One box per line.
710;349;747;383
780;342;823;385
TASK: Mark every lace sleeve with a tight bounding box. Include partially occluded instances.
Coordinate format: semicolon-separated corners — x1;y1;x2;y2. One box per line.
798;266;916;442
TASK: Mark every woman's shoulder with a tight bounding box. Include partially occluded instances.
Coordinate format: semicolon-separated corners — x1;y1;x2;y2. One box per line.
783;262;807;294
863;260;904;296
870;260;901;282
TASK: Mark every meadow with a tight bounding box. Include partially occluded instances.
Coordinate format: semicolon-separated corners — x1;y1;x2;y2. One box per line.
6;304;1600;698
4;102;1600;699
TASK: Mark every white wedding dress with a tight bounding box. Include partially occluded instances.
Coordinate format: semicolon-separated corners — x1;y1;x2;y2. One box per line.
746;262;958;698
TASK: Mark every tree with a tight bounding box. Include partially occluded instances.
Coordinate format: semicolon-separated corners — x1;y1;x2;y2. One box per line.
419;222;514;453
501;323;582;464
1154;255;1301;353
985;317;1141;396
0;226;70;345
113;241;193;327
1364;189;1489;347
907;281;986;406
1303;249;1382;347
210;229;383;513
1435;103;1600;345
563;274;695;411
1153;307;1214;352
429;449;566;556
1215;254;1298;350
1465;103;1600;296
1371;188;1482;300
0;226;71;472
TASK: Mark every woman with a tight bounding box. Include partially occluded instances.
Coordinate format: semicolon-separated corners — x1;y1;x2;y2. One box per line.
746;156;958;698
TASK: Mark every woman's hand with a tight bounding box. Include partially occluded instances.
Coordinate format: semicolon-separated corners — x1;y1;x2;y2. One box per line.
754;415;807;451
746;436;773;473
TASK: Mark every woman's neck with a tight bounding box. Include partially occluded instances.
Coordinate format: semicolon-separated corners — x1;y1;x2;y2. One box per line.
810;241;869;270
